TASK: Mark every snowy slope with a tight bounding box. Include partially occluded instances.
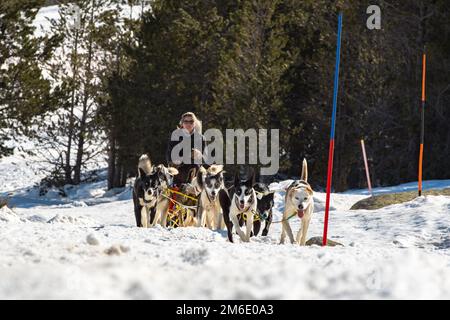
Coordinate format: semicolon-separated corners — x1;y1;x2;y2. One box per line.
1;150;450;299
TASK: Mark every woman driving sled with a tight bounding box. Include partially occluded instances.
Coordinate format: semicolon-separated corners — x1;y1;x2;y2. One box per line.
166;112;208;186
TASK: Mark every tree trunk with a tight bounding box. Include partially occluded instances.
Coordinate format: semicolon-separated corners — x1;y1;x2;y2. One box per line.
73;1;95;185
65;29;79;185
107;130;116;190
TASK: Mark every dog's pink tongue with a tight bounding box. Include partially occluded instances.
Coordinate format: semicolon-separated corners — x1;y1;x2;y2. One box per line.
297;209;304;218
240;204;245;210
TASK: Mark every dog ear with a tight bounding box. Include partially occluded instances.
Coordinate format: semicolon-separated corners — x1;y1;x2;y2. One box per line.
214;164;224;174
306;186;313;195
154;164;163;176
187;168;197;183
248;169;255;187
287;180;299;190
138;167;146;178
258;189;275;200
234;171;240;187
197;166;206;189
168;167;179;176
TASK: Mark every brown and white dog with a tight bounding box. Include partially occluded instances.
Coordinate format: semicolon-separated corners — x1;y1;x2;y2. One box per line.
196;165;225;230
280;159;314;246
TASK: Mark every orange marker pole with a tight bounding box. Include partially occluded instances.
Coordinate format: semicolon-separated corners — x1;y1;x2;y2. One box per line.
418;53;426;196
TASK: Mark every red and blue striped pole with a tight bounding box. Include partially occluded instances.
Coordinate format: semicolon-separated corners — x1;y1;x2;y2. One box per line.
323;12;343;246
418;52;426;196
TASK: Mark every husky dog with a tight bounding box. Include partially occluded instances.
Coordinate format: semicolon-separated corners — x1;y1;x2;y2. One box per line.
196;165;225;229
220;169;257;242
133;155;160;227
150;164;179;227
280;159;314;246
253;183;274;236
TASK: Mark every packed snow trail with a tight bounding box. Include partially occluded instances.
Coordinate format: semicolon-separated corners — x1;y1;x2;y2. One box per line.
1;156;450;299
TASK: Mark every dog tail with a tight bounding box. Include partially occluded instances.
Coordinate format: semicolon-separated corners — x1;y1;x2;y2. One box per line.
138;154;153;177
207;164;224;175
301;158;308;182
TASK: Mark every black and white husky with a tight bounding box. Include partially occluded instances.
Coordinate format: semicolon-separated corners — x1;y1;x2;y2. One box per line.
196;165;225;229
132;155;178;228
219;169;257;242
133;155;160;228
253;183;274;236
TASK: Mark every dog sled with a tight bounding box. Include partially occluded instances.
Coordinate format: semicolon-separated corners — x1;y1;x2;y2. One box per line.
161;186;198;228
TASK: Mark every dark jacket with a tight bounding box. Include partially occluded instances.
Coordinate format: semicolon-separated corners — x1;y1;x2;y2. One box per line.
166;129;208;185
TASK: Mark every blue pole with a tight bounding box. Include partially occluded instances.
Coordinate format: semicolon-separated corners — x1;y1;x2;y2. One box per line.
323;12;343;246
330;12;343;141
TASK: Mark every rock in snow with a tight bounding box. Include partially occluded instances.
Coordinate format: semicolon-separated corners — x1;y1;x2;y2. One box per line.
86;234;100;246
306;237;344;247
104;245;130;256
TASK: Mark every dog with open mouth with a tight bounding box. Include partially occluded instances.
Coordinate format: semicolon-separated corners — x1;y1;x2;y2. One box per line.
196;165;225;229
280;159;314;245
220;169;257;242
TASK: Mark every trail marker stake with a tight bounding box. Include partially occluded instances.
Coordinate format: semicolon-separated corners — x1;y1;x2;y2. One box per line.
360;139;372;196
322;13;343;246
418;52;426;196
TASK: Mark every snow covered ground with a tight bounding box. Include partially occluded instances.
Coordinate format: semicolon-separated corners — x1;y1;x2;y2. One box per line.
1;5;449;300
1;149;450;300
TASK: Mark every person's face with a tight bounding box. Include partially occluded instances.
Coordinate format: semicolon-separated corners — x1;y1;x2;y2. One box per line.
182;116;194;133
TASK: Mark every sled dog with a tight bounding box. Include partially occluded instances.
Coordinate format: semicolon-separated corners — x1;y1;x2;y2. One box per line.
196;165;225;229
280;159;314;246
253;183;274;236
132;155;160;227
133;154;179;227
220;169;257;242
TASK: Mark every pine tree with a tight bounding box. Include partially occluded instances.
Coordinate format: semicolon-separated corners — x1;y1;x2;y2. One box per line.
0;0;51;157
104;0;450;190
